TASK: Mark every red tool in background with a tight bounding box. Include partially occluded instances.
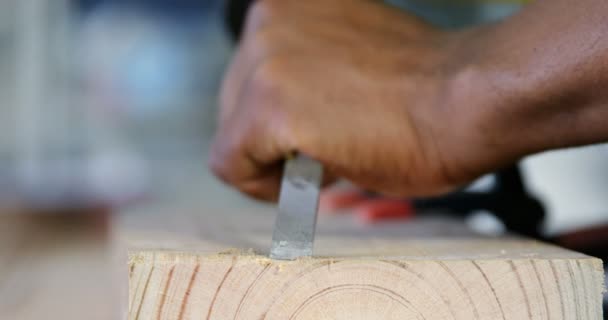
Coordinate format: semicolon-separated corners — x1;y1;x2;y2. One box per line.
320;189;415;224
320;165;545;237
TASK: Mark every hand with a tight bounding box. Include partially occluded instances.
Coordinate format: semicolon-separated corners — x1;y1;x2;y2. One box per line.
209;0;477;201
211;0;608;201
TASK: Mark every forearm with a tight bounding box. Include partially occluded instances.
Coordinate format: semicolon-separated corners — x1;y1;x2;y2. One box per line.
449;0;608;165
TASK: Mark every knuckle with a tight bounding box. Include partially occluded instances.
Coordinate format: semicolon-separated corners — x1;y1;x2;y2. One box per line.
248;61;294;129
236;178;279;202
236;182;263;200
208;146;233;184
249;56;288;102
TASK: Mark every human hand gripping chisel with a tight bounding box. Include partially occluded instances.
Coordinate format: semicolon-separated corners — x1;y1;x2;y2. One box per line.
269;154;323;260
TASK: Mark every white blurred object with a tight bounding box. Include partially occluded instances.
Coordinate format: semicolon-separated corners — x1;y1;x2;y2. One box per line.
466;210;506;236
466;174;495;192
523;144;608;235
88;148;148;205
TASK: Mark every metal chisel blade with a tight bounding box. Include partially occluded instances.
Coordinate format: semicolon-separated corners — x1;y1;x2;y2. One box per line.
270;154;323;260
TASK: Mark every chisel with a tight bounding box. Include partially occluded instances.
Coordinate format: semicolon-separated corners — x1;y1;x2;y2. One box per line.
269;154;323;260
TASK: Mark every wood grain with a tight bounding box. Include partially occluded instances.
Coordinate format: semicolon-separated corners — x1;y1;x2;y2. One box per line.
122;194;604;319
128;237;604;320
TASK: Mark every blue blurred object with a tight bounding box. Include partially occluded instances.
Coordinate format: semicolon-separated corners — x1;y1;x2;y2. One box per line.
79;0;228;118
74;0;231;203
77;0;221;16
386;0;520;28
122;35;189;115
0;0;231;206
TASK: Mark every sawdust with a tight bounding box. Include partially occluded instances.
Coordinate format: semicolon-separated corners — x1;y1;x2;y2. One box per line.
128;248;339;273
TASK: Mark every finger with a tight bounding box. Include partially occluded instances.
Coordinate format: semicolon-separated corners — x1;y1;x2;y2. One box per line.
219;45;248;125
209;108;261;187
210;64;294;198
219;1;278;125
235;162;283;201
209;116;284;201
242;161;338;202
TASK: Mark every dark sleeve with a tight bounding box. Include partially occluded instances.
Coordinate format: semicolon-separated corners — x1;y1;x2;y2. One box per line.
225;0;254;41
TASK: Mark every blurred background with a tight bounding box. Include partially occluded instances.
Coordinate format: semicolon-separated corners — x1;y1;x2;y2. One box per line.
1;0;606;234
0;0;607;317
0;0;230;209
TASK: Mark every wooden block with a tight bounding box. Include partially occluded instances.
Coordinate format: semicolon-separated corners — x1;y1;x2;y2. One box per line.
121;161;604;319
128;235;604;319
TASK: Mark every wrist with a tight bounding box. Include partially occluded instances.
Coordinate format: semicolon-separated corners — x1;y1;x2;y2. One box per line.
436;27;533;184
445;6;608;171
